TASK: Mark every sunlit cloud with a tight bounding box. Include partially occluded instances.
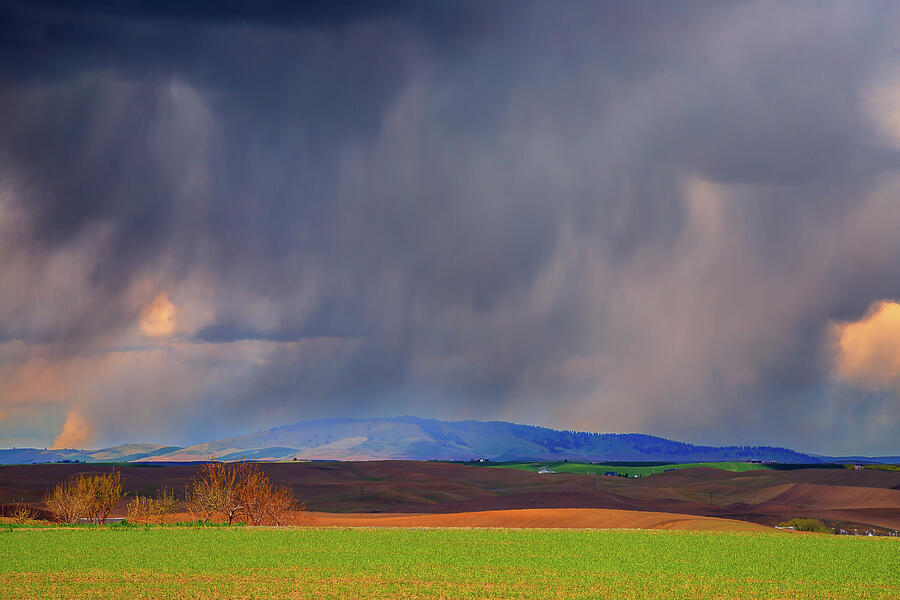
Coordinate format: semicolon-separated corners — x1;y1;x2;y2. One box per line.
0;342;87;407
52;408;92;449
833;300;900;391
864;71;900;150
140;293;177;337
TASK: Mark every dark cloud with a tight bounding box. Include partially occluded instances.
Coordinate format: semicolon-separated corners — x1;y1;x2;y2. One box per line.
0;1;899;454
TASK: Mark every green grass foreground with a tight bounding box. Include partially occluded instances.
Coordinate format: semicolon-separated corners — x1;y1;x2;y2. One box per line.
1;527;897;599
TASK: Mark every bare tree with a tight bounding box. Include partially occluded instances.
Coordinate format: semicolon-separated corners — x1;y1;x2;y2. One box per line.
236;462;303;526
185;480;216;523
188;456;244;524
236;462;270;526
87;470;123;524
186;457;304;526
215;461;245;525
44;470;123;524
266;485;301;526
44;476;90;524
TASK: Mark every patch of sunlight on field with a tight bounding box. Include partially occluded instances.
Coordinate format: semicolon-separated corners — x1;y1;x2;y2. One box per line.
1;527;897;599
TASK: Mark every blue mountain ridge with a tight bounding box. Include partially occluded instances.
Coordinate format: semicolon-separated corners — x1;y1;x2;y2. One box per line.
3;416;895;464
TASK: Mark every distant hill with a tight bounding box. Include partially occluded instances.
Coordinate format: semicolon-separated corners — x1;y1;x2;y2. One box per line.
0;444;182;465
4;416;889;465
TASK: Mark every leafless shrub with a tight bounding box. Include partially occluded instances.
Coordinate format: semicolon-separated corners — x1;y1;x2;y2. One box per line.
9;501;38;524
127;487;176;525
152;487;176;524
126;495;151;523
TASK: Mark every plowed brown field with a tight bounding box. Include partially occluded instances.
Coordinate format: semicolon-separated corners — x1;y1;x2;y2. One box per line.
307;507;771;531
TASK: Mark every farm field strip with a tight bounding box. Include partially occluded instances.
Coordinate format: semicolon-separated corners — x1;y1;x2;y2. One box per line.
1;527;897;599
484;461;814;476
4;461;899;532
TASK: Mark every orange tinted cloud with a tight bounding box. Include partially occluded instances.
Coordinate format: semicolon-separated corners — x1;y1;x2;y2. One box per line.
140;293;176;337
0;344;82;407
834;300;900;390
52;409;92;449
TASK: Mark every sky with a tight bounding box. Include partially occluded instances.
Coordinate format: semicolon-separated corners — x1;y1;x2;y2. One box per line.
0;1;899;456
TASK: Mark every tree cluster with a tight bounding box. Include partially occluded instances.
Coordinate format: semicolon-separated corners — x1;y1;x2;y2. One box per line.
778;517;831;533
185;459;302;526
44;470;123;524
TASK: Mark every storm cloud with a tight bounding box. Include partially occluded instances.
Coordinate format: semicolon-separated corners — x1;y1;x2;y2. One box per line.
1;1;898;454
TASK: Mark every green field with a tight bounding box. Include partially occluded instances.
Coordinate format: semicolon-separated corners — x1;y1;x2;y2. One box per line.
483;460;787;477
2;527;897;599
